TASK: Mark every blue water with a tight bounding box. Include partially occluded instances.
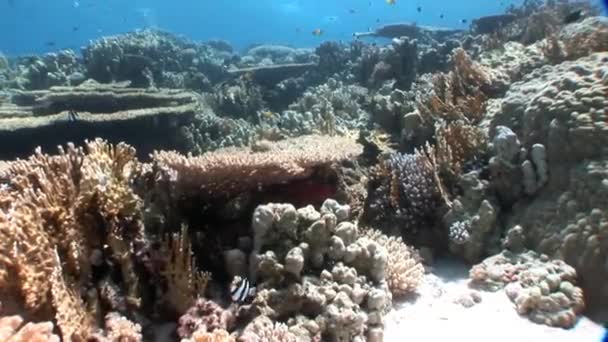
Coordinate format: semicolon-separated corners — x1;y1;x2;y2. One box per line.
0;0;606;56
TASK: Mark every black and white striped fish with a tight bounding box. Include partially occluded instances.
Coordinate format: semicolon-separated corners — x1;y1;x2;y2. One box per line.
230;277;256;304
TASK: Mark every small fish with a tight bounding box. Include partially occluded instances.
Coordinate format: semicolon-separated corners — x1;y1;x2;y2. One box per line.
460;19;468;24
72;26;79;32
386;0;396;5
349;9;356;14
312;28;323;36
376;18;380;23
45;41;56;47
563;9;584;24
416;6;422;13
260;110;275;119
230;277;256;304
67;109;80;122
439;14;444;19
73;0;79;8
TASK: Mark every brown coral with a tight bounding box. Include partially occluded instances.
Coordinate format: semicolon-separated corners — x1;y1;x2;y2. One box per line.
435;120;488;180
152;134;363;198
416;48;490;125
365;229;424;297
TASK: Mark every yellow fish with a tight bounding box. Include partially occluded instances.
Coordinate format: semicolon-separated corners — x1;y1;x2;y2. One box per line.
386;0;396;4
261;110;275;119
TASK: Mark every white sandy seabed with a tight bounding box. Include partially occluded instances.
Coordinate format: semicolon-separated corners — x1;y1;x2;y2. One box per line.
383;259;607;342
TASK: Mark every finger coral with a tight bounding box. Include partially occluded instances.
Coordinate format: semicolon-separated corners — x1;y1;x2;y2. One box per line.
152;134;363;198
0;314;60;342
186;329;235;342
365;229;424;297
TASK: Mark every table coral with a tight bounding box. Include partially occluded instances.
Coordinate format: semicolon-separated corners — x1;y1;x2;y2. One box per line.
152;134;363;199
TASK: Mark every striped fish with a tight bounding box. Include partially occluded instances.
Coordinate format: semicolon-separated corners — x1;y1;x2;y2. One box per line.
230;277;256;304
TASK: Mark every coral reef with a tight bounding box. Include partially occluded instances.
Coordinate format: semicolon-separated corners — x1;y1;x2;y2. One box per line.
470;250;585;328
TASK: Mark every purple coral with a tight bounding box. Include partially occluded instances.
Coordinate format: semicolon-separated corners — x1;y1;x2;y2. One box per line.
177;298;235;339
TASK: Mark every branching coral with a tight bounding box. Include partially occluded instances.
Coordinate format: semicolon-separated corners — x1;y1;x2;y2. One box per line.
152;134;363;198
177;298;235;339
0;314;60;342
88;312;143;342
162;224;212;315
416;48;490;125
434;120;489;181
186;329;235;342
238;315;296;342
0;138;146;340
364;229;424;297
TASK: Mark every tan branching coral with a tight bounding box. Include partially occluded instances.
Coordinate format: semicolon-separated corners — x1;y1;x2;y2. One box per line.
435;120;488;179
0;314;60;342
0;138;145;340
152;134;363;198
417;48;490;125
100;312;143;342
365;229;424;297
50;256;94;341
162;224;212;315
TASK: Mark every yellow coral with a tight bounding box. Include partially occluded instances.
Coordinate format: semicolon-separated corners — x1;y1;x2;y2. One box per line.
365;229;424;297
163;224;212;315
188;329;235;342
